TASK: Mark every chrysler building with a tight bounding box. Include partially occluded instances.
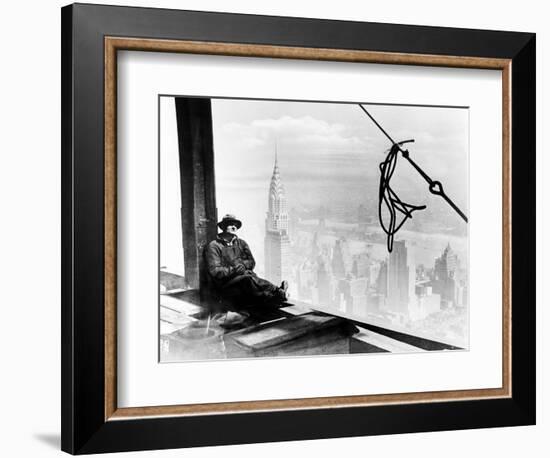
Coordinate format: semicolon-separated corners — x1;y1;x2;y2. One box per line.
264;152;291;285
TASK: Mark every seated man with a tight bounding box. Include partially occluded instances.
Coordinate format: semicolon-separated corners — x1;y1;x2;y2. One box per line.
205;214;289;310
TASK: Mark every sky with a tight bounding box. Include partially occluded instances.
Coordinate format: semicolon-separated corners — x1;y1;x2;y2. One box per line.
212;98;468;202
212;98;468;233
160;96;469;272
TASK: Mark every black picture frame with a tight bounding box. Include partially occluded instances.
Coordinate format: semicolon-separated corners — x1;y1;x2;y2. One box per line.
61;3;535;454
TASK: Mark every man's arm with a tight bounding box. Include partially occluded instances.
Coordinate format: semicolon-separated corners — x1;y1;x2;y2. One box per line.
205;242;241;281
239;239;256;271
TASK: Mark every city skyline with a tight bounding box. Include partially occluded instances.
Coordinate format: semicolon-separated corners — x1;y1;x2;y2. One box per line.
258;139;468;348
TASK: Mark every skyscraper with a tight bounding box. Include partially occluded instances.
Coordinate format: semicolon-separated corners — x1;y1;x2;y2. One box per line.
331;238;351;279
338;276;368;316
385;240;415;316
352;252;371;278
316;257;335;307
433;243;460;307
264;152;291;286
310;232;320;261
435;243;459;280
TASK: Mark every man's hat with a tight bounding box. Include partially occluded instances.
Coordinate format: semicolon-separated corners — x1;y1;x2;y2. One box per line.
217;214;242;230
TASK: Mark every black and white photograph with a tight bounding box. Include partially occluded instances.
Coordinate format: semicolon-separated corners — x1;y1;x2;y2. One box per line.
159;96;469;362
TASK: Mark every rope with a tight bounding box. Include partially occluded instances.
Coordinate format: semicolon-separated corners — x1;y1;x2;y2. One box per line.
358;104;468;252
378;143;426;252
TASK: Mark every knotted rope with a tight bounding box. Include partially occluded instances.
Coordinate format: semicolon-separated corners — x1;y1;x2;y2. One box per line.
358;104;468;252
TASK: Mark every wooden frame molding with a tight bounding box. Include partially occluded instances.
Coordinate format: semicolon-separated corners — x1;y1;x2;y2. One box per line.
104;37;512;421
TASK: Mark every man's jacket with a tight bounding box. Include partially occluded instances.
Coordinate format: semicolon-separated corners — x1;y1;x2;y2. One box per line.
205;235;256;287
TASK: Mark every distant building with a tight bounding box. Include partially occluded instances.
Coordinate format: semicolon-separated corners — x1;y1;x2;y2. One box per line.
352;252;371;278
310;231;320;261
385;240;415;317
433;243;460;307
455;280;468;308
338;276;368;317
416;264;429;282
411;284;441;320
376;259;388;296
316;257;336;307
434;242;459;279
296;260;316;301
364;261;381;290
331;238;351;279
264;154;291;285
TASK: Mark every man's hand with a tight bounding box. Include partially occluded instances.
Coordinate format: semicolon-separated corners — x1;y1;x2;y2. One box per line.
233;264;246;275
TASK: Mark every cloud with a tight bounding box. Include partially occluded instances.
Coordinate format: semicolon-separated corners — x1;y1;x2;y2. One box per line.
214;110;467;209
220;115;372;152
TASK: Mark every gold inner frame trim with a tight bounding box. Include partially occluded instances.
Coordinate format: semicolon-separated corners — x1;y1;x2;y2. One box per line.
104;36;512;421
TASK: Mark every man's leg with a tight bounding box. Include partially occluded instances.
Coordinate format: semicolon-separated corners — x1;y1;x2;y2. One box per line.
220;273;286;307
248;275;287;305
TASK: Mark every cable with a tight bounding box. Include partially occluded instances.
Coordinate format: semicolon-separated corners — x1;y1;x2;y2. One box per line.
358;104;468;252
